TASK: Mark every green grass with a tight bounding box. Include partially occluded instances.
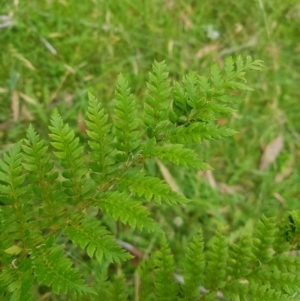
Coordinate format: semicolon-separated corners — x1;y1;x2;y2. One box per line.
1;0;300;298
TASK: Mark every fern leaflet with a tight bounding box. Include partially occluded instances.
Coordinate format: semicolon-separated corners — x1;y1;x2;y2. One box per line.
64;216;131;263
113;74;140;158
97;191;160;232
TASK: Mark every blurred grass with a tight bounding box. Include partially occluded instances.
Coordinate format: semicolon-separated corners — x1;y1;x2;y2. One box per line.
1;0;300;288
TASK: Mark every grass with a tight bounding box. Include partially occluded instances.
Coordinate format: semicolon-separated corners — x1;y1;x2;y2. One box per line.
1;0;300;298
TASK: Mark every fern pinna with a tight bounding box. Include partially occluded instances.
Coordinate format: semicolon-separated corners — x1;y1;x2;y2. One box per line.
3;57;298;300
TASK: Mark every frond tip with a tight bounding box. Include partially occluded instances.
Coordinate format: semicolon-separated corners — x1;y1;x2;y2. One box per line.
113;74;140;156
153;236;179;300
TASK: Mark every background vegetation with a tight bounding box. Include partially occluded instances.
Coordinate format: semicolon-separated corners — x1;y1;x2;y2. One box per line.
0;0;299;299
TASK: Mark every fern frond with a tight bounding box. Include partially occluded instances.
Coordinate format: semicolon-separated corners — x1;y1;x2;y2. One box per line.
248;282;290;301
91;265;112;301
235;55;244;73
182;229;205;301
169;123;237;143
270;254;300;274
172;81;188;117
0;259;34;301
144;61;171;139
96;191;160;232
201;124;238;140
225;81;254;91
49;109;95;205
272;217;291;253
223;55;263;90
31;238;94;295
153;236;179;300
64;216;131;263
211;63;224;88
204;231;228;290
22;124;51;174
107;274;129;301
252;215;276;264
227;236;253;279
22;124;65;227
224;56;235;79
222;280;248;301
254;269;300;296
117;168;188;205
138;258;155;301
182;72;202;110
0;57;267;300
166;123;203;143
0;143;32;249
285;210;300;246
146;144;209;170
166;122;238;144
171;74;202;125
245;55;264;71
0;142;28;204
86;92;117;183
166;56;261;145
113;74;140;157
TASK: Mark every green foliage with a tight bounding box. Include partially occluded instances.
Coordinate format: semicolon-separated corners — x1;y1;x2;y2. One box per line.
139;215;300;301
204;231;228;290
86;92;117;183
107;274;129;301
153;236;179;300
96;191;160;232
113;74;140;158
64;217;130;263
31;239;94;296
6;58;300;301
167;56;263;144
182;229;205;301
144;61;171;140
138;257;156;301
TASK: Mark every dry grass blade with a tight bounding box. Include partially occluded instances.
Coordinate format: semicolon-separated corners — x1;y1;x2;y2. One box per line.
156;159;182;195
19;92;37;105
275;158;293;182
11;91;19;122
195;44;219;59
259;135;283;170
204;170;217;189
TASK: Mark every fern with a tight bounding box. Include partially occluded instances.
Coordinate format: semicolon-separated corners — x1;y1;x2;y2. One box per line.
138;257;156;301
138;215;300;301
204;231;228;291
182;229;205;301
107;274;129;301
22;124;65;228
49;109;94;206
144;60;171;140
113;74;140;158
86;92;116;184
153;236;179;300
2;57;289;301
96;191;159;232
30;238;94;296
146;143;210;170
63;216;130;263
116;168;188;205
167;55;264;144
90;266;112;300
